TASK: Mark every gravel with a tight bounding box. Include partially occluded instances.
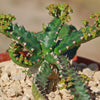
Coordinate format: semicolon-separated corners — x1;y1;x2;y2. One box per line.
0;60;100;100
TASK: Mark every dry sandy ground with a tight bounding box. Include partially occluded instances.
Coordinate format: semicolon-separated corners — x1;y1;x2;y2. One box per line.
0;0;100;62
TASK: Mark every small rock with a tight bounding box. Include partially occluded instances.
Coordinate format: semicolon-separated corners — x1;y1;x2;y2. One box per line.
20;80;26;87
88;81;97;87
55;90;60;95
7;81;23;96
93;71;100;83
6;88;16;97
49;92;55;98
23;87;33;97
59;89;72;100
0;93;8;100
62;95;68;100
54;95;61;100
60;89;70;94
90;86;100;93
88;63;99;71
82;68;94;78
22;96;30;100
25;78;32;86
15;96;23;100
98;84;100;88
1;73;9;82
48;96;54;100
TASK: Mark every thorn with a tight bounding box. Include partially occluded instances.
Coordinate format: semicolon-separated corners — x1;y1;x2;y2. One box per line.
61;23;64;25
59;75;63;78
31;48;34;51
16;57;19;61
56;32;58;34
80;36;84;40
53;55;57;59
88;33;91;37
59;70;62;73
50;52;53;55
42;56;44;58
73;41;76;44
50;48;52;50
46;52;48;55
93;29;96;32
33;61;35;64
16;41;19;43
59;50;61;53
66;46;69;49
10;32;13;35
67;89;71;93
37;59;40;62
60;65;63;69
86;89;89;92
13;54;17;57
9;45;12;49
17;36;21;40
56;61;60;64
23;42;27;46
72;95;75;99
50;65;53;69
58;26;61;29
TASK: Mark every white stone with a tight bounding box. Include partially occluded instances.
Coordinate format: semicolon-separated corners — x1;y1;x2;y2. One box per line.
22;96;30;100
60;89;67;94
88;81;97;87
55;90;60;95
25;78;32;86
48;96;54;100
90;86;100;93
49;92;55;98
54;95;61;100
82;68;94;78
15;96;23;100
93;71;100;83
8;81;22;95
20;80;26;87
6;88;16;97
62;95;72;100
0;93;8;100
23;87;32;97
1;72;9;82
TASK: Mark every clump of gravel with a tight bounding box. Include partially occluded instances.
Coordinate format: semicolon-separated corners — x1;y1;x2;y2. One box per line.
0;60;100;100
0;60;34;100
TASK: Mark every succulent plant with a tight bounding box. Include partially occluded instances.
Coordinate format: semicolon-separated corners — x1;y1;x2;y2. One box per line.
0;3;100;100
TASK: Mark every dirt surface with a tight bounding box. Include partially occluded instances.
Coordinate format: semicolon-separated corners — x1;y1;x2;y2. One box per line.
0;0;100;62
